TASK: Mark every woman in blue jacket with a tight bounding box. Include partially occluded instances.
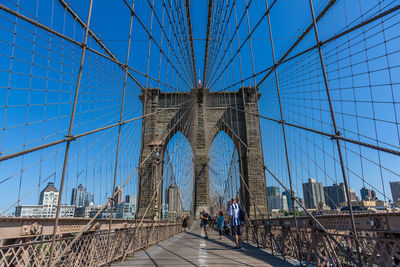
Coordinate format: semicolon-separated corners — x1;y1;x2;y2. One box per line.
216;211;225;240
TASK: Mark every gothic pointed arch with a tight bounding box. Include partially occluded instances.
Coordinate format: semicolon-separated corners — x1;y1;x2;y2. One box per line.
137;87;267;219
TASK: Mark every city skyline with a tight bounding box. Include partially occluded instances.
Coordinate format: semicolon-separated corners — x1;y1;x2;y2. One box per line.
13;182;138;218
267;177;399;212
8;176;400;217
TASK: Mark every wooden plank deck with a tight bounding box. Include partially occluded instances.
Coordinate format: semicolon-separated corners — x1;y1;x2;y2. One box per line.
112;222;297;267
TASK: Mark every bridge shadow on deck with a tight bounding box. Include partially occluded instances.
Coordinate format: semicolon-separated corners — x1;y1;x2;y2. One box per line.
112;223;296;267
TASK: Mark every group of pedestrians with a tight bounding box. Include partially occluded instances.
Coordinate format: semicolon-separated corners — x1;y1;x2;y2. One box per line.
197;197;246;249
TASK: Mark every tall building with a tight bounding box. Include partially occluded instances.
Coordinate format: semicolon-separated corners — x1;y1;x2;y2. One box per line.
324;183;347;210
360;187;371;200
125;195;136;204
371;190;377;201
302;178;325;209
71;184;94;207
101;203;136;219
114;186;124;204
349;188;358;202
282;190;300;211
39;182;58;206
268;195;288;211
266;186;280;197
15;182;75;218
165;185;182;216
390;181;400;203
266;186;288;211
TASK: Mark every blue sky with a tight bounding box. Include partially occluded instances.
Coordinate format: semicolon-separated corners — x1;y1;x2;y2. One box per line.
0;0;399;214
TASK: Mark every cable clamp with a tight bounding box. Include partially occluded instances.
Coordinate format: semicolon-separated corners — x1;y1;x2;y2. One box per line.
278;119;285;124
330;131;341;140
66;134;76;141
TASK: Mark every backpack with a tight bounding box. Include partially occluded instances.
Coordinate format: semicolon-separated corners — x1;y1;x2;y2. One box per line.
238;204;246;222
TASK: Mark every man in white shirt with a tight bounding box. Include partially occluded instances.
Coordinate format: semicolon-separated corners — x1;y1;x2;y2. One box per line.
228;197;242;249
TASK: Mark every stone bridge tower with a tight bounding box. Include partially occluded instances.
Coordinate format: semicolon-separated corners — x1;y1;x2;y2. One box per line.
137;87;268;219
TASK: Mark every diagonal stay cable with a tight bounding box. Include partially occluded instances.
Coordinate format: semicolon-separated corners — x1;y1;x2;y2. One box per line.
48;1;94;264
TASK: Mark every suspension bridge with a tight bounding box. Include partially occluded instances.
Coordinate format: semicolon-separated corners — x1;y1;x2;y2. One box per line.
0;0;400;266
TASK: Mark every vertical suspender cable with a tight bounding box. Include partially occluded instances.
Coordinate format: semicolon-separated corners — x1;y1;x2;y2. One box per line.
203;0;213;87
264;0;302;263
48;0;94;266
105;0;136;263
307;0;362;263
185;0;197;87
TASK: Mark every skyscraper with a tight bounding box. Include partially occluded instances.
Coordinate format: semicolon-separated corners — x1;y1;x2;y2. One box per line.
371;190;377;201
268;194;288;211
125;195;136;204
266;186;288;211
71;184;94;207
266;186;280;197
360;187;372;201
324;183;347;210
390;181;400;203
349;188;358;202
282;190;300;211
114;186;124;204
302;178;325;209
166;185;182;216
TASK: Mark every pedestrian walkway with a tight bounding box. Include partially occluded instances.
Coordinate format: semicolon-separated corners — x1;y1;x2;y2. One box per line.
112;222;296;267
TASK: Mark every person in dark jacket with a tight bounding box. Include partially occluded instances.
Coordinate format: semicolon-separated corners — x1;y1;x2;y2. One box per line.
200;209;210;239
182;215;188;232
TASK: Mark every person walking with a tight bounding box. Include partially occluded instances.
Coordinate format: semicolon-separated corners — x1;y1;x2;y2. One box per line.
228;197;243;249
182;215;188;232
200;209;210;239
216;211;224;240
